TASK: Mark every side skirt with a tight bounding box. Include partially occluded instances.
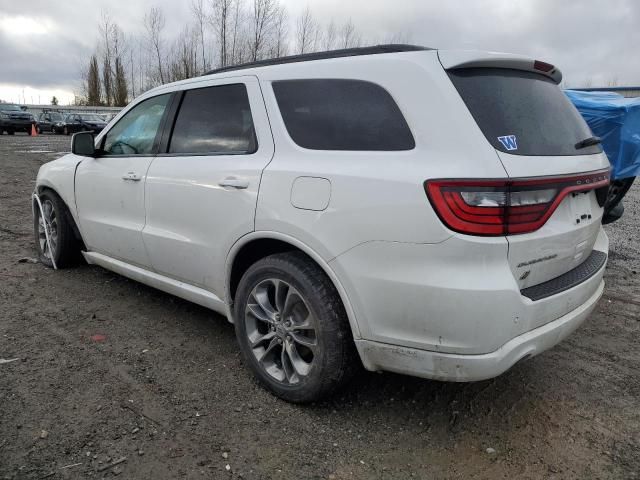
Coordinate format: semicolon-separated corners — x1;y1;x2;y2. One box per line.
82;251;228;317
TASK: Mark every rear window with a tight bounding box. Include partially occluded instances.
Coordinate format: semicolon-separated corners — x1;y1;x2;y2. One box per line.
272;79;415;151
169;84;257;155
448;68;602;156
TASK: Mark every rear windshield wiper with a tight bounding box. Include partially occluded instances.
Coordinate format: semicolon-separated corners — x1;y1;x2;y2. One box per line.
575;136;601;150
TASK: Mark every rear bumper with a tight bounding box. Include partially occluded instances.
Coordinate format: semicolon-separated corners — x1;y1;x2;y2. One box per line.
355;278;604;381
330;224;608;380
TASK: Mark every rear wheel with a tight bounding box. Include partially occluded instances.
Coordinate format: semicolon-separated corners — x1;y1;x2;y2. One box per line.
63;126;69;135
33;190;81;268
7;129;14;135
234;252;357;403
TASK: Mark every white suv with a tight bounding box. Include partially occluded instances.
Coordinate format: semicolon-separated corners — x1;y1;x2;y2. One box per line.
34;45;611;402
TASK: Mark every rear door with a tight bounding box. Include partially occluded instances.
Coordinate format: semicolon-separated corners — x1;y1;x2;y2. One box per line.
142;76;274;297
440;53;610;290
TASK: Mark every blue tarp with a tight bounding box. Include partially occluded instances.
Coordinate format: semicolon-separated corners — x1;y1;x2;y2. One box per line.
565;90;640;180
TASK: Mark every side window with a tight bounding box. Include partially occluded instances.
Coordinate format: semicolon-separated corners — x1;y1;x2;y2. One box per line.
168;84;257;155
272;79;415;151
102;94;171;156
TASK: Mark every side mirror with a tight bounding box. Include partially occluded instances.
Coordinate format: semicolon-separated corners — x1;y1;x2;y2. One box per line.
71;131;96;157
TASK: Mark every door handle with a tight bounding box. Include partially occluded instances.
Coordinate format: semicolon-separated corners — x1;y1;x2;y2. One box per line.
122;172;142;182
219;177;249;189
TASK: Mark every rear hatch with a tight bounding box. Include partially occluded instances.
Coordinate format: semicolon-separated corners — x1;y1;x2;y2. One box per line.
438;51;610;292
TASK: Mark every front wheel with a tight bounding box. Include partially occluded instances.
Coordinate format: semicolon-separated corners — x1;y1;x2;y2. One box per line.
234;252;357;403
33;190;80;268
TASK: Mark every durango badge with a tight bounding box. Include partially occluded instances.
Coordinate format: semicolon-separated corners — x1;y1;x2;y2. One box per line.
498;135;518;151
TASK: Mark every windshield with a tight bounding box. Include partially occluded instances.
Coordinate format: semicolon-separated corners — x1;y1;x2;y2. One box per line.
80;114;103;122
2;104;22;112
448;68;602;156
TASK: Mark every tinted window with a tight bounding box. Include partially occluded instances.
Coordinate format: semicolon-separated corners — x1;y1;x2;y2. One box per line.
102;94;170;155
272;79;414;151
448;68;602;156
168;84;256;154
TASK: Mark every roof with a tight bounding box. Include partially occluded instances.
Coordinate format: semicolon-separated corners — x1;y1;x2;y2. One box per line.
203;44;431;76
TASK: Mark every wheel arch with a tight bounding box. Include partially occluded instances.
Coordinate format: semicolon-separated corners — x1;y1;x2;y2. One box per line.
34;184;85;248
226;232;362;340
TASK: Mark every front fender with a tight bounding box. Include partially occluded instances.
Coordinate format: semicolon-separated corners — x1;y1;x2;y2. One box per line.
35;154;83;226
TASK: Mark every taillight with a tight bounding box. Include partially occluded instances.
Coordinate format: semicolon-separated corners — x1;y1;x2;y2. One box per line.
425;169;610;236
533;60;555;73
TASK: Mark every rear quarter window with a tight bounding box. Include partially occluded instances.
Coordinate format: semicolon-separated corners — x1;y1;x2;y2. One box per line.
272;79;415;151
448;68;602;156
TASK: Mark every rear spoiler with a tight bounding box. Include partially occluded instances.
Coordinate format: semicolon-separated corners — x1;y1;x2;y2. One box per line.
438;50;562;84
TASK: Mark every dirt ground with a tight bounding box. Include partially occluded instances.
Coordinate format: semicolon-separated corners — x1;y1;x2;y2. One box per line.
0;133;639;480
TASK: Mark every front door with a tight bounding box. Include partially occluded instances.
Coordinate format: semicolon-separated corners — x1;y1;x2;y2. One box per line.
143;77;274;296
75;93;172;268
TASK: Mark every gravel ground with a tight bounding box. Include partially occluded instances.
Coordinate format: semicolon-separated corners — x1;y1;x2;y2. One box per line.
1;133;639;480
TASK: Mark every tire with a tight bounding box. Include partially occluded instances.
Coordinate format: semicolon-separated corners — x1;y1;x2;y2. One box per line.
605;178;635;215
64;126;69;136
8;129;14;135
33;190;81;268
234;252;357;403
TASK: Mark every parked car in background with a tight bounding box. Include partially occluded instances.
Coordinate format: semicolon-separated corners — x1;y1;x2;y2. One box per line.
62;113;107;135
34;46;611;402
0;103;36;135
37;111;65;134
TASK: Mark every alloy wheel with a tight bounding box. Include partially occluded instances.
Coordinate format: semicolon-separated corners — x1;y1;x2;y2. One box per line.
244;278;318;385
37;199;58;260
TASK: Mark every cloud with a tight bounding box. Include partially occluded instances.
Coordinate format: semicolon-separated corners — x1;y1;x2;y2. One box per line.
0;0;638;102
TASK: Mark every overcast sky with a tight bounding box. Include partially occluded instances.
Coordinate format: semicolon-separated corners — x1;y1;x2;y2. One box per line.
1;0;638;105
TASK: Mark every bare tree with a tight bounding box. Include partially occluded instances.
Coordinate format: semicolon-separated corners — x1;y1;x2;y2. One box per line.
249;0;276;61
229;0;244;65
270;4;288;57
129;36;136;98
111;24;128;106
191;0;209;72
144;6;167;84
295;5;316;54
168;26;199;81
339;19;360;49
99;11;114;106
211;0;233;67
323;19;337;51
386;31;412;44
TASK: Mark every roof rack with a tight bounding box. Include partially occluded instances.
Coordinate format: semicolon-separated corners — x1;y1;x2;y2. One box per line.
203;44;431;76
